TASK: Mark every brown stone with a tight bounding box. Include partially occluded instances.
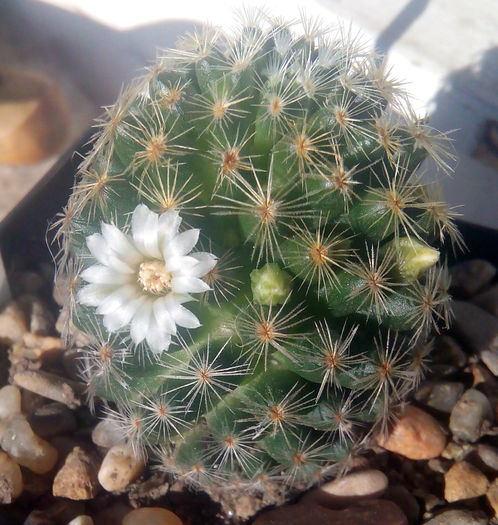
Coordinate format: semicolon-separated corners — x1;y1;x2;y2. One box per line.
122;508;183;525
444;461;489;502
487;478;498;516
52;446;100;500
253;500;407;525
377;405;446;459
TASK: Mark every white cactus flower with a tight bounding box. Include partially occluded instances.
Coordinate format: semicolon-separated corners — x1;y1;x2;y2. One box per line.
78;204;217;353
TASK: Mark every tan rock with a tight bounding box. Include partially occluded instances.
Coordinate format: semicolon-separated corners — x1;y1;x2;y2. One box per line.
487;478;498;516
0;69;69;164
0;414;58;474
122;508;183;525
52;447;99;500
444;461;490;502
0;450;23;503
0;385;21;419
98;443;144;492
13;369;82;408
377;405;446;460
0;301;28;345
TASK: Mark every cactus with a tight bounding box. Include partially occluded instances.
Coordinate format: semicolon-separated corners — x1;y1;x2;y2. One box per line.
54;10;463;496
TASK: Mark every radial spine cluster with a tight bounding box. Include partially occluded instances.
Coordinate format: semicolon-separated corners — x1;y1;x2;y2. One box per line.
54;9;462;495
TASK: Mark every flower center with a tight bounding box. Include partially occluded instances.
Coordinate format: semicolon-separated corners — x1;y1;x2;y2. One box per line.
137;261;172;295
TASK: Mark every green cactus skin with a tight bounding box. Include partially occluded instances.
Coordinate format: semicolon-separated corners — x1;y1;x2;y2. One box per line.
53;10;463;495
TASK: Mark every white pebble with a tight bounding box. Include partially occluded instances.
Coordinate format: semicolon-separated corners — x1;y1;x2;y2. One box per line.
0;450;23;503
0;385;21;419
0;414;58;474
98;443;144;492
67;516;94;525
91;418;125;449
320;469;388;497
122;508;183;525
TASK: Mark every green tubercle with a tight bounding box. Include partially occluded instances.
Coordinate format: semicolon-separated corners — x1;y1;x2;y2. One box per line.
250;262;292;305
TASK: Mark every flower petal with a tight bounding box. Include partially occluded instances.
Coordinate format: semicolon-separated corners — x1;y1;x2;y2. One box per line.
164;255;198;273
157;208;182;247
146;326;171;354
96;285;139;316
165;229;199;257
153;297;177;335
78;283;115;307
130;301;153;345
81;265;132;286
102;295;147;332
86;233;134;274
169;304;201;329
172;276;210;294
101;223;142;265
131;204;161;258
190;252;218;278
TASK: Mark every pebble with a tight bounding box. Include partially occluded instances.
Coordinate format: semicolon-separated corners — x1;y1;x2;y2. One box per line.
98;443;145;492
28;402;77;438
426;382;465;413
52;446;100;500
91;418;125;449
0;301;28;345
377;405;446;459
441;441;474;461
449;388;493;442
67;517;94;525
383;485;420;525
472;283;498;318
0;450;23;503
17;295;54;336
476;444;498;472
10;333;64;362
487;478;498;516
93;501;133;525
452;301;498;353
122;508;183;525
423;509;488;525
0;414;58;473
301;469;388;508
480;348;498;376
433;336;468;368
450;259;496;297
13;370;82;408
0;385;21;419
253;499;407;525
444;461;489;502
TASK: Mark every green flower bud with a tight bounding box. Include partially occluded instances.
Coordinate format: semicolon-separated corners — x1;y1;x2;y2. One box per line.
250;263;292;305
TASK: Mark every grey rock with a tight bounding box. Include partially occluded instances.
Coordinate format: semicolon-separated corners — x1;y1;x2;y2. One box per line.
481;348;498;375
449;388;493;442
423;509;488;525
27;402;77;438
472;283;498;317
433;335;468;367
17;295;54;336
476;444;498;472
450;259;496;297
426;381;465;413
452;301;498;353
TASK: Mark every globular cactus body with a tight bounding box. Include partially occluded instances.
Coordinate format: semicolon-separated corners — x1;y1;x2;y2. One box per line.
55;11;462;495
